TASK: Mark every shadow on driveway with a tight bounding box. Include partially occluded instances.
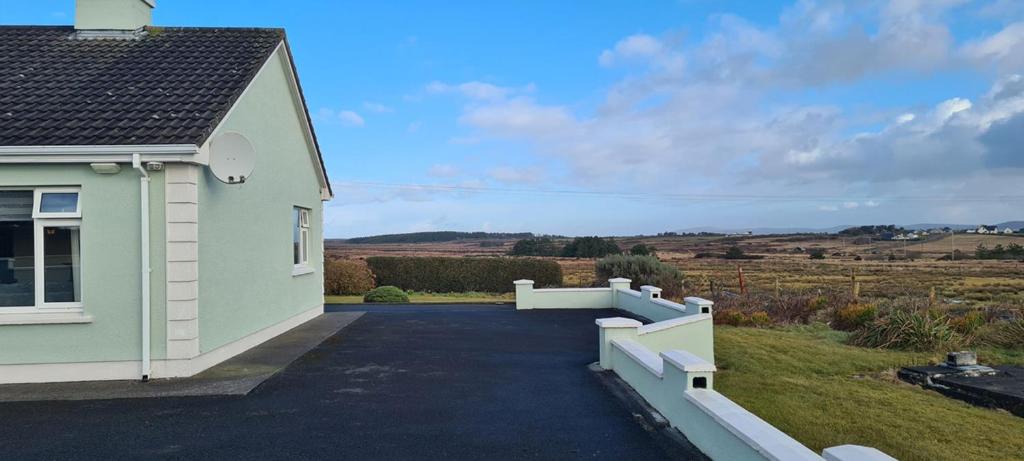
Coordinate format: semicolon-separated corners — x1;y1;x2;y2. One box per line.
0;304;676;460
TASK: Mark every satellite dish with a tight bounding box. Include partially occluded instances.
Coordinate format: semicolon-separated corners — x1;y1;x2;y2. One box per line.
209;132;256;184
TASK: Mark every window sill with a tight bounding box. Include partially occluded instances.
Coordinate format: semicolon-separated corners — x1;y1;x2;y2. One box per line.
0;311;94;326
292;265;315;277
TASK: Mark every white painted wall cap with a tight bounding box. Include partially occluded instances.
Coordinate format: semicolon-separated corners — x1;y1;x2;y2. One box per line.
683;296;714;306
661;350;716;372
640;285;663;292
595;317;642;328
822;445;897;461
513;279;535;285
608;277;632;283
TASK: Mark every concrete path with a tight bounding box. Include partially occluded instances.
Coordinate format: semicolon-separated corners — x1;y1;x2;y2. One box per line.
0;311;363;402
0;305;679;460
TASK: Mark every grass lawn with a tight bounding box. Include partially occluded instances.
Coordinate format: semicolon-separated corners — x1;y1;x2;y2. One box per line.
715;325;1024;461
325;291;514;304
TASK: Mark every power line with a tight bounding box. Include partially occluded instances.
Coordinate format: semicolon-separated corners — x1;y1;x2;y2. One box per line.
335;180;1024;203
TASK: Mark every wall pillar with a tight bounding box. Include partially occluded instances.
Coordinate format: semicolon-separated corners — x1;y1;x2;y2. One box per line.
684;296;714;315
608;277;631;308
514;279;534;310
595;317;641;369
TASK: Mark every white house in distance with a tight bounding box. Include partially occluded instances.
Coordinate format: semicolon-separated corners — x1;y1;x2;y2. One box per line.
0;0;332;384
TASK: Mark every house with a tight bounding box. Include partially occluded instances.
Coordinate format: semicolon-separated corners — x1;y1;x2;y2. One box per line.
976;225;998;234
1003;228;1014;234
0;0;332;384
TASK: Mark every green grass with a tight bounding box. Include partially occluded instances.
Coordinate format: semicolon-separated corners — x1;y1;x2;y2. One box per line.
324;291;513;304
715;324;1024;461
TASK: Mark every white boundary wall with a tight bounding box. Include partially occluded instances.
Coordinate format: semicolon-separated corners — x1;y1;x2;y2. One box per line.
514;278;897;461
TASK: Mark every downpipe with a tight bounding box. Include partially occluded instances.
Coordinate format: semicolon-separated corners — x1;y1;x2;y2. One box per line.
133;154;152;382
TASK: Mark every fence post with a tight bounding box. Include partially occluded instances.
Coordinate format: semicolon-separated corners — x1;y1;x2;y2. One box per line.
514;279;535;310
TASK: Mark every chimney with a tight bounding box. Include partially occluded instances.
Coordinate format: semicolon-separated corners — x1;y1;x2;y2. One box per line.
75;0;155;31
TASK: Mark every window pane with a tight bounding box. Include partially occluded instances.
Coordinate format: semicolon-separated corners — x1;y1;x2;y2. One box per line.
293;208;301;265
43;226;81;303
0;220;34;307
0;191;33;221
39;192;79;213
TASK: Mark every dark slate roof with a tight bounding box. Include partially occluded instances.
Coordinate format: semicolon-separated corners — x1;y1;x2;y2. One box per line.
0;26;284;146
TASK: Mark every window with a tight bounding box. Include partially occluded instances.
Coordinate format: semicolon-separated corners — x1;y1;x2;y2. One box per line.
293;207;310;269
0;188;82;311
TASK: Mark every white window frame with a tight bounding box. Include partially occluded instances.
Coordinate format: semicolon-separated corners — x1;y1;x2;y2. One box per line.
32;188;81;219
0;187;85;317
292;206;312;276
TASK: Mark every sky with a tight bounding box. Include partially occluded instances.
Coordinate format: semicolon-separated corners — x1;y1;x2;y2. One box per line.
3;0;1024;237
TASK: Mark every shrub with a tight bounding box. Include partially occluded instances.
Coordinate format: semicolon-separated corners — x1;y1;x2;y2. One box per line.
951;311;986;335
363;286;410;303
977;320;1024;348
749;311;772;328
508;237;558;256
715;309;747;326
594;254;684;298
831;304;877;331
724;246;746;259
365;257;562;293
561;236;622;258
324;259;375;295
629;243;656;257
848;310;964;351
808;248;826;259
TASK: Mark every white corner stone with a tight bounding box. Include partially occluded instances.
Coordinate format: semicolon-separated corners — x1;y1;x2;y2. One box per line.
595;317;643;329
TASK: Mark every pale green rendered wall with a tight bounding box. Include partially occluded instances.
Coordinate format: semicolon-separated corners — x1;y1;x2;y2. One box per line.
75;0;152;30
0;164;167;364
197;48;325;353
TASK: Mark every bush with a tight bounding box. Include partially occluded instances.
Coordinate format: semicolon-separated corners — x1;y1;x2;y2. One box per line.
324;259;375;295
977;320;1024;348
629;243;656;256
749;311;772;328
365;257;562;293
509;237;559;256
724;246;746;259
594;254;683;298
363;286;410;303
831;304;877;331
848;310;964;351
808;248;826;259
561;236;622;258
715;309;747;326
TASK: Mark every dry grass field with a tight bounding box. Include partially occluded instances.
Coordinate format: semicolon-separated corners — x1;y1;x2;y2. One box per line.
328;233;1024;308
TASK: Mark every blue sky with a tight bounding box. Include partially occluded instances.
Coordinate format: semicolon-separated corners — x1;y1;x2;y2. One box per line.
4;1;1024;237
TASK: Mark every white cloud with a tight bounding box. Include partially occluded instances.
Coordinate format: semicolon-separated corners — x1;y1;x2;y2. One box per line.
426;81;515;101
598;34;684;73
962;22;1024;71
315;108;364;127
428;164;460;178
362;101;394;113
488;166;544;184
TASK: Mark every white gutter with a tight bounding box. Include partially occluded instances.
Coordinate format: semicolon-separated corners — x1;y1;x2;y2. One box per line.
132;154;152;381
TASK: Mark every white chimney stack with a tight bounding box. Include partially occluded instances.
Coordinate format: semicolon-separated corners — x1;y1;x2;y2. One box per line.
75;0;155;31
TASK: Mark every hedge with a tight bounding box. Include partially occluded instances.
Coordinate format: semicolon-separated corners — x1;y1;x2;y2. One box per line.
365;256;562;293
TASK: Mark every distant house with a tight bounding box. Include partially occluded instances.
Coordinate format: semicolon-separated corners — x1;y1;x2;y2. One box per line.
976;225;998;234
1003;228;1015;234
0;0;332;384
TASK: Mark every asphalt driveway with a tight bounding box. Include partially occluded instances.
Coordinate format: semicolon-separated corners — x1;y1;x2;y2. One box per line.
0;305;675;460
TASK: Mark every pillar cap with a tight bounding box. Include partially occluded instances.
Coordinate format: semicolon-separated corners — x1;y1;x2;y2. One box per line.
608;277;632;283
595;317;642;329
513;279;535;285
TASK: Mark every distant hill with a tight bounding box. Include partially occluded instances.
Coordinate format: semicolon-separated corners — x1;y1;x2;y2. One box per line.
341;231;534;244
680;221;1023;235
